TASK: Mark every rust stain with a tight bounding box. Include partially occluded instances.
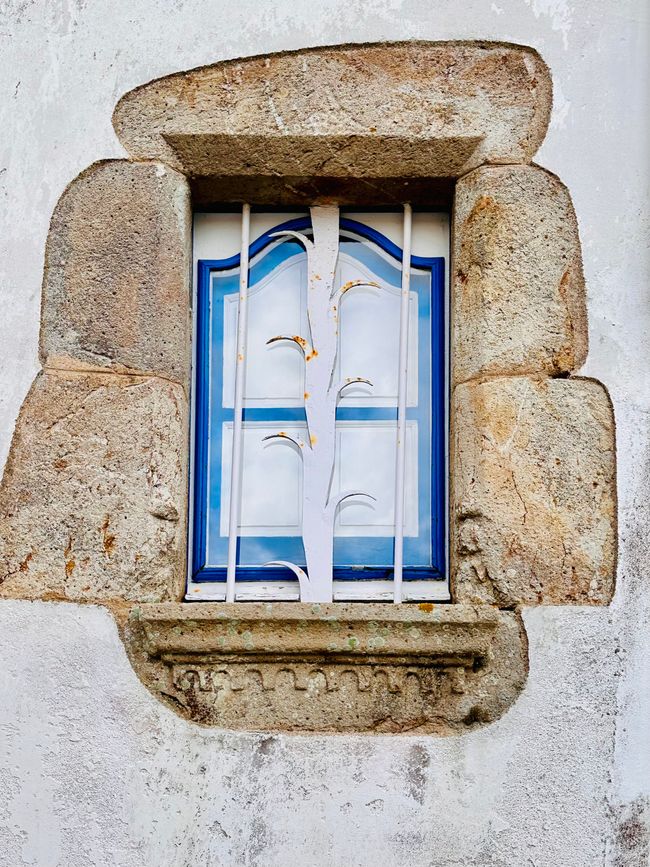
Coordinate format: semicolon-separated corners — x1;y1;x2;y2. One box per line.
466;194;497;226
19;552;33;573
555;266;577;370
101;515;116;558
63;535;77;578
304;392;310;400
305;348;319;362
418;602;434;612
558;267;572;300
310;434;317;446
293;335;308;349
40;591;69;602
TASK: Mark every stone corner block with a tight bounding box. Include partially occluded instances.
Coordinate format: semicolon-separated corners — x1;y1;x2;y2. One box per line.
452;376;616;606
40;160;191;386
0;370;188;604
453;165;588;384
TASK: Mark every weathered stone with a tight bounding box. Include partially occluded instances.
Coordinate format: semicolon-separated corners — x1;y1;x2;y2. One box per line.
452;376;616;606
40;160;191;385
0;371;188;603
0;42;619;739
113;42;551;186
124;602;528;733
453;165;588;384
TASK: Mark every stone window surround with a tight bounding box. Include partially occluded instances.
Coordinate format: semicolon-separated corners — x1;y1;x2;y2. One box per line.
0;41;616;733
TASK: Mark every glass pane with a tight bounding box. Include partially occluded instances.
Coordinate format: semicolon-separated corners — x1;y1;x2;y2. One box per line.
222;254;308;407
197;212;441;576
218;420;418;540
220;244;418;407
337;247;418;407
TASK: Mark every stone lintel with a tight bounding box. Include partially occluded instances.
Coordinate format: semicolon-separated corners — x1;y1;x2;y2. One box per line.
453;164;588;384
125;602;528;733
163;132;483;179
452;376;617;606
113;41;551;187
40;160;191;386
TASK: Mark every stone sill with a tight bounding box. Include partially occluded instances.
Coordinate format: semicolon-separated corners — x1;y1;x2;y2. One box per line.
125;603;526;733
132;602;498;666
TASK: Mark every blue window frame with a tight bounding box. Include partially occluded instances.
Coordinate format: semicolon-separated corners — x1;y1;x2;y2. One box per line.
191;214;446;592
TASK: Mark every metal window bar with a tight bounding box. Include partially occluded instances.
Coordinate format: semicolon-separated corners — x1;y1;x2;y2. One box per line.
225;203;251;602
223;205;417;604
393;203;413;603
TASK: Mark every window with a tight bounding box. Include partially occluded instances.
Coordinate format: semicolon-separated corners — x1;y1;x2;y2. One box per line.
189;208;448;602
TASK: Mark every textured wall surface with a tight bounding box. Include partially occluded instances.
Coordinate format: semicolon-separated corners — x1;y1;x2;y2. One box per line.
0;1;648;865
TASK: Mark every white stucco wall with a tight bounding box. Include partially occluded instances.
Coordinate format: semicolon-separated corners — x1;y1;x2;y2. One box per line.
0;1;648;865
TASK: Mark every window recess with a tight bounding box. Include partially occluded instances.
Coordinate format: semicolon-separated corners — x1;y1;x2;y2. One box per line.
188;207;449;602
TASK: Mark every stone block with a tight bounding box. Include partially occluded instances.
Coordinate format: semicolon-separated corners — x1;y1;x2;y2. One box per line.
40;160;191;385
452;376;616;606
0;371;188;603
453;166;588;383
113;42;551;182
124;602;528;733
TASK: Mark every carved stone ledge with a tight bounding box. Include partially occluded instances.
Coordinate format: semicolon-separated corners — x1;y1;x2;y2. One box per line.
123;603;527;734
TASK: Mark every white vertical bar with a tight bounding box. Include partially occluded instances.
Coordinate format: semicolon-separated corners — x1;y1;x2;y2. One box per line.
393;203;412;604
226;204;251;603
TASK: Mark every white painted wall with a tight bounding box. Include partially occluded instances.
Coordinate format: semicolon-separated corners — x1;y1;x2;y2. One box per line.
0;1;648;864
